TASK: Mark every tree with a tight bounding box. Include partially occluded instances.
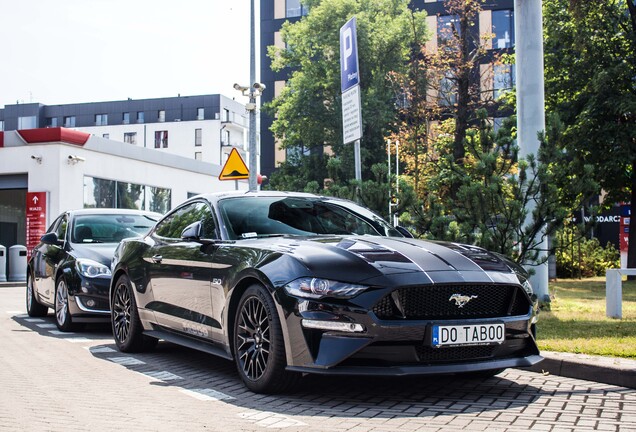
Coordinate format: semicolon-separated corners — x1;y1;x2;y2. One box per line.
543;0;636;267
266;0;427;215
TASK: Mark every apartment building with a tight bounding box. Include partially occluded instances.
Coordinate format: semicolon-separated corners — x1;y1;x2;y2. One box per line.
258;0;516;176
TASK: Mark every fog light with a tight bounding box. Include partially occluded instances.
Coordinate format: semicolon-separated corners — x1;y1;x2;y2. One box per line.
85;299;96;307
301;319;364;333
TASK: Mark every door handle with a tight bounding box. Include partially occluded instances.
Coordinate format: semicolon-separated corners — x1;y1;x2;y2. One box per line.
152;255;163;264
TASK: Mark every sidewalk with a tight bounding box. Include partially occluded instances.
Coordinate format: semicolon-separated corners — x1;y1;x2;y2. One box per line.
2;281;635;389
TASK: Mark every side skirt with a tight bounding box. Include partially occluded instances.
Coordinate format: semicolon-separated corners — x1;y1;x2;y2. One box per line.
145;326;233;361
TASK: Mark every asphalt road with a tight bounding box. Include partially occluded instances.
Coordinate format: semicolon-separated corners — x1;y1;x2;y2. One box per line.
1;285;635;432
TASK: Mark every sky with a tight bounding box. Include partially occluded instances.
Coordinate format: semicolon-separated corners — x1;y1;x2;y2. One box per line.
0;0;255;108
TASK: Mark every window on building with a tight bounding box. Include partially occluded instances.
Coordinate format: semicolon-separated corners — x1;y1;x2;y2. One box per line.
494;64;515;99
123;112;130;124
95;114;108;126
223;129;230;146
102;133;110;139
286;0;308;17
197;107;204;120
46;117;58;127
18;116;37;130
195;128;202;146
492;10;514;49
223;108;230;122
155;130;168;148
158;110;165;122
124;132;137;144
439;75;456;106
84;175;171;212
0;120;4;131
438;15;460;44
195;152;202;161
64;116;76;128
137;111;145;123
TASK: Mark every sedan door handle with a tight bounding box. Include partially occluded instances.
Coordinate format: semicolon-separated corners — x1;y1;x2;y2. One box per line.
151;255;163;264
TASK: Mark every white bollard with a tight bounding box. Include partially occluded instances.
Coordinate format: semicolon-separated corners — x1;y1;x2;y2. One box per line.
606;269;622;319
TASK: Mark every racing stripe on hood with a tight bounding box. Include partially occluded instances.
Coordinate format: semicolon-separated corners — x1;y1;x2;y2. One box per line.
347;237;506;275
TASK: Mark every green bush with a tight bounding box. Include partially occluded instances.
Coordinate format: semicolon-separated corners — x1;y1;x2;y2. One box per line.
555;227;620;278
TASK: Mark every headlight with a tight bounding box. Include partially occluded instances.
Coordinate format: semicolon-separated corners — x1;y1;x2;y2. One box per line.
284;277;369;299
522;279;533;296
76;258;112;278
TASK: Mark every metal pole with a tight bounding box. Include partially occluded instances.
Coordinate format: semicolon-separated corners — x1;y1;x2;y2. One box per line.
387;139;391;220
248;0;257;191
515;0;549;302
354;139;361;201
394;140;399;226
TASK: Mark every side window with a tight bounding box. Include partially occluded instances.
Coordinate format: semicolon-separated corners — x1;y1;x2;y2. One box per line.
54;215;68;242
154;201;215;240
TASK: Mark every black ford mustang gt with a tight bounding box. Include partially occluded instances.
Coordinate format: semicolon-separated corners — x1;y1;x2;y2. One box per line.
110;191;542;393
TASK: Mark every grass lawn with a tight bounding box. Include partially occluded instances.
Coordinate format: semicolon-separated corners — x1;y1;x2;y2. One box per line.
536;276;636;358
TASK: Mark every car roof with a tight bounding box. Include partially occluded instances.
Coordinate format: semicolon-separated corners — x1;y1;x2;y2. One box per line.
189;190;346;206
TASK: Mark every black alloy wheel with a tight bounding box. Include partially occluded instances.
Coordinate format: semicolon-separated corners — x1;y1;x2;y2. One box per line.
233;284;299;394
112;274;156;352
26;274;48;317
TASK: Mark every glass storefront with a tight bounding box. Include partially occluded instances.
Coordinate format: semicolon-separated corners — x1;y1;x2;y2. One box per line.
83;176;171;214
0;189;27;248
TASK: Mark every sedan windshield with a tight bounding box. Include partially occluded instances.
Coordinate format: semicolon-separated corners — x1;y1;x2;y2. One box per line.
218;196;402;240
71;214;158;243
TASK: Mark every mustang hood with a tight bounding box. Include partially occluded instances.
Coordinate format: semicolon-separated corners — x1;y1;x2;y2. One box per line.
266;235;523;286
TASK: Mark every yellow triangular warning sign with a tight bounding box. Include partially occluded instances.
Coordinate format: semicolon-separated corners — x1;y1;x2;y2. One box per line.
219;148;249;181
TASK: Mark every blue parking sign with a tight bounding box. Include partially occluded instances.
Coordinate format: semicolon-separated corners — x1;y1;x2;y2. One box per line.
340;17;360;93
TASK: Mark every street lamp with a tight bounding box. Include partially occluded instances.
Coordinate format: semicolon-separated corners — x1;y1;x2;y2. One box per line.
233;82;266;191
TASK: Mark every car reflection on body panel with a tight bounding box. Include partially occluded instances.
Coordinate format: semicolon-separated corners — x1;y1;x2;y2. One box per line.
26;209;161;331
109;191;542;394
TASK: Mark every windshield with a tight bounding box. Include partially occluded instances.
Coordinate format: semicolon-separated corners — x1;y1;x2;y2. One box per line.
71;214;158;244
218;196;402;240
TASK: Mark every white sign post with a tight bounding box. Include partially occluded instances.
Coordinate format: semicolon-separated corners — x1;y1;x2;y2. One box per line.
340;17;362;185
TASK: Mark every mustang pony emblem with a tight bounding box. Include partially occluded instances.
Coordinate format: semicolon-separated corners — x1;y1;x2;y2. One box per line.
449;294;478;308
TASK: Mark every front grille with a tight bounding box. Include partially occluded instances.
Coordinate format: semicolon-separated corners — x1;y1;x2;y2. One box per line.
372;284;530;320
416;345;495;363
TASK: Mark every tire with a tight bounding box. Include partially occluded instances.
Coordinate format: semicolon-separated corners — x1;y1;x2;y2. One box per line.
111;274;157;352
233;284;299;394
26;274;48;317
55;278;83;332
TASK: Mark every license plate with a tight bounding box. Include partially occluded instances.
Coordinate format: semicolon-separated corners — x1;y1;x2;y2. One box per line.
431;323;505;347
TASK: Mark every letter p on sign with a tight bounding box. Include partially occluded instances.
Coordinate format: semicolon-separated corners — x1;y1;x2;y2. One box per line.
340;17;359;93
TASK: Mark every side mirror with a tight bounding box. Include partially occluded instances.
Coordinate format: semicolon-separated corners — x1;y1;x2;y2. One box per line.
395;226;414;238
40;232;63;246
181;221;203;241
181;221;216;245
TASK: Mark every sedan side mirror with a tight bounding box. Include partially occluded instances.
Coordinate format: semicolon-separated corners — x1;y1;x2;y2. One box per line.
40;232;63;246
395;226;414;238
181;221;216;246
181;221;203;241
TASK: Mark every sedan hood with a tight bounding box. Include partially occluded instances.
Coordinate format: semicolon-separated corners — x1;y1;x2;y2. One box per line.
70;243;119;267
263;235;522;285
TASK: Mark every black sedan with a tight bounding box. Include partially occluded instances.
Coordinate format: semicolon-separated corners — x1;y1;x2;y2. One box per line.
27;209;161;331
109;192;542;393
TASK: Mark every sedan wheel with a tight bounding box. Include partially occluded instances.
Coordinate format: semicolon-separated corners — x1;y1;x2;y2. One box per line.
233;284;299;394
112;274;156;352
26;274;48;317
55;278;81;332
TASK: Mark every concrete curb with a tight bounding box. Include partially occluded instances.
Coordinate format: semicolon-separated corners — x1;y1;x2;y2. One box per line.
0;282;24;288
521;351;636;389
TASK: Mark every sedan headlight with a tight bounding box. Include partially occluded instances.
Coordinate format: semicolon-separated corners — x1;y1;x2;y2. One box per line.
284;277;369;299
76;258;112;278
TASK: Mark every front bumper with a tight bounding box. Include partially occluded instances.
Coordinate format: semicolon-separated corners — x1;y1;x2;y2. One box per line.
278;289;542;375
67;274;111;323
